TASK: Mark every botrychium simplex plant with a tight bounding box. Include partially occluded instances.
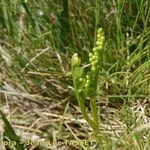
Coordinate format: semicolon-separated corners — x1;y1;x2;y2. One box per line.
71;28;105;144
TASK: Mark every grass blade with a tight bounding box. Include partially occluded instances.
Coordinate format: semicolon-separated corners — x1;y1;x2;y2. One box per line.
0;110;25;150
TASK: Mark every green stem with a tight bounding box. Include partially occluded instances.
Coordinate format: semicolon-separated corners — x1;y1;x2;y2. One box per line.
76;94;94;125
90;98;99;132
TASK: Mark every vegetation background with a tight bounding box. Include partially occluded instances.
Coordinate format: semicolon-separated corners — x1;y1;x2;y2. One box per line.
0;0;150;149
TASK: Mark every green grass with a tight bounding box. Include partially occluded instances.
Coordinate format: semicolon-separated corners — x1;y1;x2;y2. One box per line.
0;0;150;149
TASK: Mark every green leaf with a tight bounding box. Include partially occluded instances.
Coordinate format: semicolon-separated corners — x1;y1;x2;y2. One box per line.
73;67;84;79
0;110;25;150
